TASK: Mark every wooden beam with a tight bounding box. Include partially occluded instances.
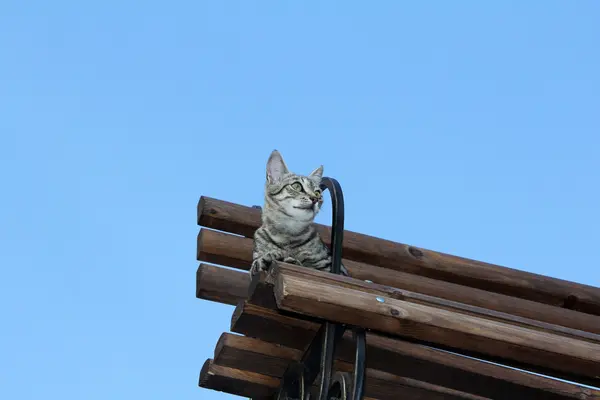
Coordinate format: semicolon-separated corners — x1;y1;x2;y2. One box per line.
196;229;249;269
213;332;493;400
214;332;302;377
198;196;600;315
271;269;600;385
232;301;319;350
196;263;250;305
198;358;277;399
200;357;386;400
231;302;600;400
197;228;600;335
199;359;393;400
265;263;600;343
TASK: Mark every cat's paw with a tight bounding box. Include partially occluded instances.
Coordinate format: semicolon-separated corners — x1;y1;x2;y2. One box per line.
282;256;303;266
283;256;302;266
250;258;268;275
250;250;287;275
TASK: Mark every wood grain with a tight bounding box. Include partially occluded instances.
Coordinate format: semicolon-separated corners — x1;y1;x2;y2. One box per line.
273;271;600;385
199;357;383;400
197;228;600;335
196;263;250;305
198;196;600;315
199;358;278;398
196;229;250;270
213;332;493;400
214;332;302;377
231;302;600;400
269;263;600;343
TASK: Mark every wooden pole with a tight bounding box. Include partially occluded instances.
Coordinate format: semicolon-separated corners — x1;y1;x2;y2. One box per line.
231;302;600;400
198;196;600;315
199;358;277;399
214;333;493;400
271;268;600;385
265;263;600;343
197;261;600;346
196;263;250;305
196;228;600;334
200;357;385;400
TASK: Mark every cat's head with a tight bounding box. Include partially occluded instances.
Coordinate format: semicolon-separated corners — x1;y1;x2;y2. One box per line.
264;149;324;222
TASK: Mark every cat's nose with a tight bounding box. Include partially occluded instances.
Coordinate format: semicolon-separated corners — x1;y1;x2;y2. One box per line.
310;197;318;204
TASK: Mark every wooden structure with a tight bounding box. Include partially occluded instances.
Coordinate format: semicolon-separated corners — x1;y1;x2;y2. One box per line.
195;189;600;399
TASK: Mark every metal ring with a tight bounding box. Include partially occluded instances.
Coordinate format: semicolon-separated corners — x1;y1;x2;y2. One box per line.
276;361;307;400
327;371;351;400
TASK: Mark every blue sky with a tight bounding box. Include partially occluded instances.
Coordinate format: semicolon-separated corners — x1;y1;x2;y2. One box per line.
1;1;599;399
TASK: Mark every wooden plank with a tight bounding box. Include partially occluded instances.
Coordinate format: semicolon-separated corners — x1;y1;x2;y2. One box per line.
214;332;493;400
196;229;249;270
232;301;320;350
198;196;600;315
232;302;600;400
197;228;600;335
214;332;302;377
271;270;600;386
265;263;600;343
196;263;250;305
199;358;278;398
199;358;410;400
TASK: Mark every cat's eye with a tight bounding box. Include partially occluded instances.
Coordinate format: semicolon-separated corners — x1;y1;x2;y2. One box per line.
291;182;303;192
314;189;322;197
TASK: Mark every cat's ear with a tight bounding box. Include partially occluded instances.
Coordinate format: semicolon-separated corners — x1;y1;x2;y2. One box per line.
266;150;289;183
309;165;323;180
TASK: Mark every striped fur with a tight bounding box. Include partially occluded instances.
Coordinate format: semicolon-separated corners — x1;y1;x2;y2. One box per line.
250;150;349;277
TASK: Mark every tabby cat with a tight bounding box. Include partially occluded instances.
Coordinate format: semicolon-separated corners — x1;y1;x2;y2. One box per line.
250;150;349;277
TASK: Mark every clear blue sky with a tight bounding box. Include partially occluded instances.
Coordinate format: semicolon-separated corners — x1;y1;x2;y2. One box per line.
1;1;599;399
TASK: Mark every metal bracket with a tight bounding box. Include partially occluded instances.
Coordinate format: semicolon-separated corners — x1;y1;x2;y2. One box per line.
275;177;366;400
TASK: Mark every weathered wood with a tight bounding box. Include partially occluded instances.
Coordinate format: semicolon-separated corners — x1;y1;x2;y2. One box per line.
196;263;250;305
272;270;600;385
232;301;320;350
232;302;600;400
214;332;302;377
196;229;249;270
197;228;600;334
199;358;278;398
201;357;383;400
349;368;492;400
214;332;493;400
267;263;600;343
198;196;600;315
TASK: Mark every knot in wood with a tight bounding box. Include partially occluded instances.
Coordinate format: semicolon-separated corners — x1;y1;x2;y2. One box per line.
390;308;400;317
408;246;424;258
562;294;579;310
390;288;406;301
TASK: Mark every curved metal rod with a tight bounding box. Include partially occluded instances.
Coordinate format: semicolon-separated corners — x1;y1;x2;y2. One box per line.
351;328;366;400
278;177;364;400
327;371;350;400
320;177;345;275
316;177;345;399
316;322;339;399
321;178;366;400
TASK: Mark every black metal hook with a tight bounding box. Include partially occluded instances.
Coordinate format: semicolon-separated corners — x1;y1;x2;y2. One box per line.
320;177;366;400
275;177;366;400
319;177;345;275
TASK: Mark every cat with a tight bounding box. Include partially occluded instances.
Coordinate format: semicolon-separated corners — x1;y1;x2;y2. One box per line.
250;149;349;277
